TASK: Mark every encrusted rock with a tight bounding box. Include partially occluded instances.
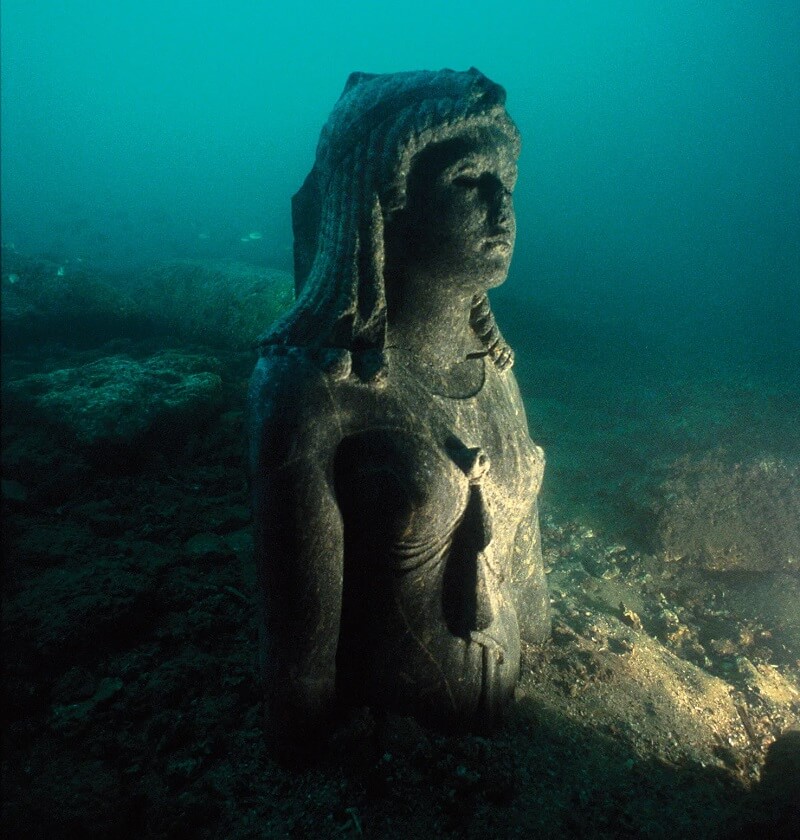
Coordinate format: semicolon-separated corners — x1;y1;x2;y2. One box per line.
4;351;223;452
183;532;235;563
130;259;294;349
655;454;800;573
1;249;294;350
0;249;147;349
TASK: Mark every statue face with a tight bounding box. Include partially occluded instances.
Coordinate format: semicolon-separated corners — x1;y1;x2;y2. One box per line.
391;127;518;292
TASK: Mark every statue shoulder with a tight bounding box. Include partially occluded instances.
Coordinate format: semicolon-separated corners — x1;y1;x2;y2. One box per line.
247;346;352;471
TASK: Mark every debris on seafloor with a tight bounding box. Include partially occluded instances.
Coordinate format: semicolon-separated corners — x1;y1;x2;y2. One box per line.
536;514;800;786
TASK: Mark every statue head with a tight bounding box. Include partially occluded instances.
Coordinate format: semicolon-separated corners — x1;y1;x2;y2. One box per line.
259;68;520;375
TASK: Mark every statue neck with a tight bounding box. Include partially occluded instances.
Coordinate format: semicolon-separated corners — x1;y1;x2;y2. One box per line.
385;279;480;371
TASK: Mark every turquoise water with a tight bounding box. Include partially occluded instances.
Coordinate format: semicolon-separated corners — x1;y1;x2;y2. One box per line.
2;1;798;338
2;0;798;594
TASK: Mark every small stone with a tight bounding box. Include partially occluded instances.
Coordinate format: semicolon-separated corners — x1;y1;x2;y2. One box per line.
1;478;27;503
184;532;233;562
620;603;644;631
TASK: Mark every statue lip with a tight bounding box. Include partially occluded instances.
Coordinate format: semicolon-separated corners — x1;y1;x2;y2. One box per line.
483;231;513;250
483;237;512;252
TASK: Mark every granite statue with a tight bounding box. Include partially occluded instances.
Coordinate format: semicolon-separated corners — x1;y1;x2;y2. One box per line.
248;68;549;754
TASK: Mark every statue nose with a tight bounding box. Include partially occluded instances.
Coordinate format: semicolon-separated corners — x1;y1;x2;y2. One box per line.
490;188;513;229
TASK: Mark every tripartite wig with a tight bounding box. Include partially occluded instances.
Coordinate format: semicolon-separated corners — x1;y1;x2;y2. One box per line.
259;68;519;376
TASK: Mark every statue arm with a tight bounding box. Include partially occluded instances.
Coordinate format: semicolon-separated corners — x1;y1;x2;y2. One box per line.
511;501;550;644
510;500;550;645
248;355;344;754
502;374;550;643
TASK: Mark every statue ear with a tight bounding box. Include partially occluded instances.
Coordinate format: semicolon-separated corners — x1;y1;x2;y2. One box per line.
343;71;378;93
291;168;321;296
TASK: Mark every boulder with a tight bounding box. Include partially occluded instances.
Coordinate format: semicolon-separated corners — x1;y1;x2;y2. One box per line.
4;351;223;454
1;248;294;350
0;249;148;349
129;259;294;349
655;454;800;573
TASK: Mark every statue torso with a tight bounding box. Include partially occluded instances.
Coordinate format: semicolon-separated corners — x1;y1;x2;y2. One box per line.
323;352;544;727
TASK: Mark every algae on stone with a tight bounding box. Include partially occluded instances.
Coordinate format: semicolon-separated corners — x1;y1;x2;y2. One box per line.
1;249;294;351
655;454;800;573
4;351;223;451
130;259;294;349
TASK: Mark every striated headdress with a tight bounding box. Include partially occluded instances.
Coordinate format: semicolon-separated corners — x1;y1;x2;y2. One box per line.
259;68;519;377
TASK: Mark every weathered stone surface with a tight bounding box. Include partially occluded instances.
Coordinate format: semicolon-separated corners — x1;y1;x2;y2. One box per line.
248;69;548;752
129;259;294;349
4;351;223;451
1;249;294;350
183;532;235;563
655;454;800;573
2;478;28;504
0;249;147;348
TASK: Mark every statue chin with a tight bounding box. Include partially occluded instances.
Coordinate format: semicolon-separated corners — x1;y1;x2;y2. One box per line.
485;268;511;290
477;249;514;291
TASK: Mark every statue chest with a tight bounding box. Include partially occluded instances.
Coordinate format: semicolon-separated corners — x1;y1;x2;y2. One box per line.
332;364;544;555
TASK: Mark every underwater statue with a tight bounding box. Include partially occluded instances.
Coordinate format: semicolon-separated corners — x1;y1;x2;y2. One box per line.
248;68;549;755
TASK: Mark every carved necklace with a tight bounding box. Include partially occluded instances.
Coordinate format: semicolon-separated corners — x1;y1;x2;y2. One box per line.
387;346;487;400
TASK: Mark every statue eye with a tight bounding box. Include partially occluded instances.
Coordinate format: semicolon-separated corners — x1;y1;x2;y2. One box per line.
452;174;481;187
